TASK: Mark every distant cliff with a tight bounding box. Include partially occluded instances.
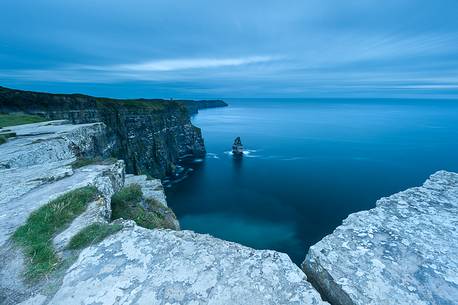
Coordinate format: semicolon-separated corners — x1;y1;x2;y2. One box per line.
178;99;228;115
0;86;225;178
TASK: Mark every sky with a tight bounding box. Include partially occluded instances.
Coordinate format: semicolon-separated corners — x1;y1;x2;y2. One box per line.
1;0;458;99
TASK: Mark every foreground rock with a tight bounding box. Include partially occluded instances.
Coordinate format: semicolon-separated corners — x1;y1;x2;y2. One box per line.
0;121;121;247
0;121;125;304
50;226;328;305
303;171;458;305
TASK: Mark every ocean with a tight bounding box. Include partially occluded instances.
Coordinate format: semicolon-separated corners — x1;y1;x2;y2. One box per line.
166;98;458;264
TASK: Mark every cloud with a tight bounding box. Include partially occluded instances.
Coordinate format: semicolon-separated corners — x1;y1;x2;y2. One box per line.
0;55;278;84
107;56;275;72
1;0;458;97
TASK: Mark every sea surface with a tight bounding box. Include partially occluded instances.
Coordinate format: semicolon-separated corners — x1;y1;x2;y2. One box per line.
166;98;458;264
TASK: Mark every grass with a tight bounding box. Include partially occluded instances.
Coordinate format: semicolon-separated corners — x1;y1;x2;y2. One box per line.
12;186;98;280
95;98;172;112
67;223;122;250
111;184;178;230
70;157;117;169
0;113;46;128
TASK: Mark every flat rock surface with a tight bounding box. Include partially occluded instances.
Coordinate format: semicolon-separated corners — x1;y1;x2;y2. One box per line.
303;171;458;305
50;226;328;305
0;120;106;169
0;164;118;248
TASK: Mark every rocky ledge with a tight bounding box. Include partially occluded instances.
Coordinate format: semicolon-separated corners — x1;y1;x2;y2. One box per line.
0;120;327;305
303;171;458;305
49;226;326;305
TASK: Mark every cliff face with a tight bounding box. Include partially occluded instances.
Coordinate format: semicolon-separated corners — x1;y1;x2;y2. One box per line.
303;171;458;305
0;86;209;178
178;99;228;115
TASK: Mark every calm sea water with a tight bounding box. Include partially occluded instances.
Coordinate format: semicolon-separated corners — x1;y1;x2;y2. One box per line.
166;98;458;264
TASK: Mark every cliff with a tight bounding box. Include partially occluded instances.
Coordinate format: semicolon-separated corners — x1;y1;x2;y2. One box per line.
303;171;458;305
178;99;228;115
2;111;457;305
0;86;225;178
0;120;327;305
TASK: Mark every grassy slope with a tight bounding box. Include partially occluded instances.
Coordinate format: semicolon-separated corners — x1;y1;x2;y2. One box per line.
12;186;98;280
67;223;122;250
111;184;178;230
0;113;46;128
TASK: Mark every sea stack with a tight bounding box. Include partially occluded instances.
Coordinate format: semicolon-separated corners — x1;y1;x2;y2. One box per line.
232;136;244;155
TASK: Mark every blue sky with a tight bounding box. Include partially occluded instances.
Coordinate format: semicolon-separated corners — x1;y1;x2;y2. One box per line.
1;0;458;98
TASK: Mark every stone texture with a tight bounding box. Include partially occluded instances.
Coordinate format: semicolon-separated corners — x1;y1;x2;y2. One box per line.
123;174;180;230
0;121;124;248
0;120;112;169
303;171;458;305
0;121;125;304
125;174;167;207
49;226;328;305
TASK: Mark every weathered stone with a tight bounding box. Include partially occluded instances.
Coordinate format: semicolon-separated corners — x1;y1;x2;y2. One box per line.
0;121;125;304
0;162;125;249
119;174;180;230
125;174;167;207
50;226;328;305
0;120;111;169
303;171;458;305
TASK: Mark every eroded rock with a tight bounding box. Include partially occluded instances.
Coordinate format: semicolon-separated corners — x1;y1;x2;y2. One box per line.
50;226;328;305
303;171;458;305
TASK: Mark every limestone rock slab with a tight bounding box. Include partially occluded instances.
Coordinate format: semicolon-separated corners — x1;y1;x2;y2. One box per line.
50;226;328;305
303;171;458;305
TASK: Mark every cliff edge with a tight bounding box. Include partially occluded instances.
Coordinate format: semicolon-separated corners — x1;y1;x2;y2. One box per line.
303;171;458;305
0;120;327;305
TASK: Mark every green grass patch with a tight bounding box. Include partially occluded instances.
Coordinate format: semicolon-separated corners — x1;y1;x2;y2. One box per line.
12;186;98;280
67;223;122;250
111;184;178;230
0;113;46;128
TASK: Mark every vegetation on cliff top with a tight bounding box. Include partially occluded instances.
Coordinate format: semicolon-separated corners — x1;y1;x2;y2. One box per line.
12;186;98;280
67;222;122;250
0;113;46;128
0;86;184;113
111;184;178;230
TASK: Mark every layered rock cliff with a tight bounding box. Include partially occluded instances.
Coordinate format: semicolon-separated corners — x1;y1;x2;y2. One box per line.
303;171;458;305
0;86;228;178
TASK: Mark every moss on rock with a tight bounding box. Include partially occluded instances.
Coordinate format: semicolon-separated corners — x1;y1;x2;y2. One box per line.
111;184;178;230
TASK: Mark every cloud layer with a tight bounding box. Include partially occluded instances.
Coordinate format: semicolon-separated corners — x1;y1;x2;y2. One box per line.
1;0;458;98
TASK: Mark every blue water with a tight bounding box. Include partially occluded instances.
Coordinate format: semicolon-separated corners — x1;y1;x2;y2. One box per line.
166;99;458;264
